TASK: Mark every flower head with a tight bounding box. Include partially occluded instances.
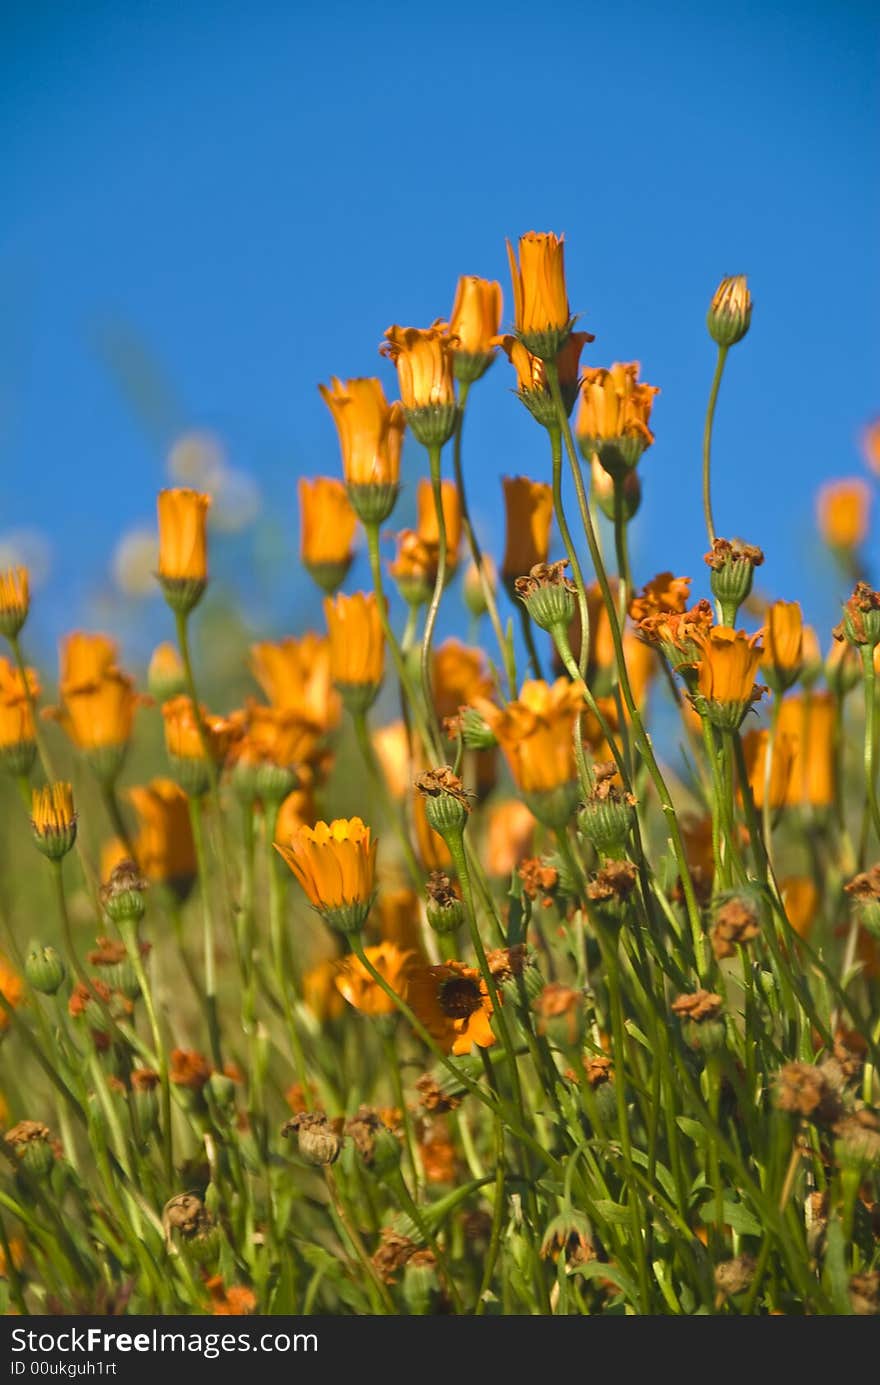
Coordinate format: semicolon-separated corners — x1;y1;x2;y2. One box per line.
324;591;384;710
692;626;765;730
0;657;39;772
335;942;416;1017
31;782;77;860
47;634;145;777
576;363;660;474
408;960;495;1055
298;478;357;593
250;634;340;733
126;779;197;893
501;476;553;582
496;330;593;426
157;488;211;613
476;678;584;825
707;275;752;347
319;376;405;524
448;276;503;382
506;231;572;359
0;566;29;637
275;817;377;933
777;693;835;808
380;325;458;446
761;600;804;690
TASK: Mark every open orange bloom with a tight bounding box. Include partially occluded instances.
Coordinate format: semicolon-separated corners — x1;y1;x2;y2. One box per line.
380;324;457;411
324;591;384;692
816;479;870;550
0;657;39;752
0;954;23;1033
298;478;357;579
276;817;377;930
126;779;196;890
162;696;239;762
476;678;584;795
157;488;211;581
692;626;764;726
761;601;803;689
777;693;836;808
432;639;494;723
0;565;29;635
629;573;691;624
576;363;660;468
59;631;117;688
250;634;340;733
449;275;503;361
501;476;553;581
416;478;462;572
739;728;796;810
408;960;495;1055
319;376;405;487
486;799;536;878
506;232;570;343
335;942;416;1017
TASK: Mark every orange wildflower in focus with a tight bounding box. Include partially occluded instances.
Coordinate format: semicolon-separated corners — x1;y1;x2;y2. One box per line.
501;477;553;581
126;780;196;890
157;488;211;582
0;954;23;1032
318;377;405;488
380;324;457;411
416;477;462;573
781;877;820;940
298;478;357;583
486;799;536;878
31;781;75;837
496;331;594;422
576;363;660;464
335;942;415;1016
162;697;238;763
408;960;495;1055
476;679;584;794
449;275;503;358
816;479;870;550
0;657;39;751
432;639;494;723
301;958;346;1024
777;694;836;808
205;1277;257;1316
324;591;384;691
250;634;340;733
506;232;571;347
629;573;691;624
739;728;797;811
276;818;377;921
692;627;765;724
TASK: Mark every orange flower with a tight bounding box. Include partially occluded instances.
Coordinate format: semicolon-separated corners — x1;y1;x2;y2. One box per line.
276;817;377;931
162;696;238;762
629;573;691;624
0;954;23;1032
780;877;819;940
0;657;39;760
324;592;384;702
157;489;211;606
274;786;316;843
302;958;346;1023
416;477;462;573
501;477;553;581
236;704;319;773
486;799;536;878
506;231;571;356
388;530;436;604
816;479;870;550
449;275;503;380
777;693;836;808
761;601;804;690
496;331;594;425
126;779;196;890
48;635;145;768
319;376;406;490
250;634;340;733
408;960;495;1055
432;639;494;724
380;324;458;412
31;781;75;838
335;942;415;1016
692;626;765;729
739;728;796;810
420;1126;458;1183
476;679;582;795
0;565;29;636
59;632;117;688
205;1277;257;1316
576;363;660;471
298;477;357;591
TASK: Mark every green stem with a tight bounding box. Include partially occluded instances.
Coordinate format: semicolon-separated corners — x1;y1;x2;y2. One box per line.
352;708;423;889
188;794;222;1068
382;1032;421;1194
860;646;880;846
264;799;311;1103
118;917;174;1187
421;442;448;751
702;345;728;547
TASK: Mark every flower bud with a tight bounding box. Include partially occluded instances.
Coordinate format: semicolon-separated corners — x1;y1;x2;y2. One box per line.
0;567;29;639
131;1068;160;1136
586;860;639;928
403;1251;440;1314
462;557;496;619
31;783;77;861
415;768;470;845
835;583;880;649
156;489;211;616
671;989;726;1054
577;763;636;856
345;1107;402;1179
704;538;764;625
24;944;66;996
100;859;148;925
425;871;464;936
458;706;497;751
4;1120;56;1179
707;275;752;348
515;560;576;634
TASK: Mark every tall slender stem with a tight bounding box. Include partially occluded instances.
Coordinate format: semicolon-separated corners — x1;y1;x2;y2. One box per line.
118;917;174;1187
352;708;423;889
702;345;729;547
421;442;447;752
188;794;222;1068
860;646;880;845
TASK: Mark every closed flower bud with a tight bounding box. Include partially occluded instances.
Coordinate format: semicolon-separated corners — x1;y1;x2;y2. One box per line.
671;989;726;1054
463;555;496;619
147;642;187;703
0;657;38;777
459;705;497;751
380;324;459;448
4;1120;56;1178
515;561;576;634
506;231;573;361
577;762;636;856
704;538;764;625
31;783;77;861
761;600;804;693
206;1071;237;1118
345;1106;402;1178
282;1111;343;1166
24;944;66;996
298;477;357;594
425;871;464;936
707;275;752;347
449;275;503;383
0;566;29;638
156;488;211;614
415;768;471;844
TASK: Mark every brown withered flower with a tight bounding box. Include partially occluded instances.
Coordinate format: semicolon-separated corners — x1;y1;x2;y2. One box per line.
371;1227;419;1285
775;1062;843;1125
426;870;458;909
344;1105;401;1172
704;537;764;572
415;1071;463;1114
584;1054;614;1089
671;990;724;1024
587;860;639;908
637;598;715;672
711;895;761;960
849;1272;880;1316
130;1068;161;1093
282;1111;343;1166
514;560;577;633
414;766;471;808
835;581;880;647
714;1255;756;1299
170;1049;212;1091
518;856;559;907
486;944;529;985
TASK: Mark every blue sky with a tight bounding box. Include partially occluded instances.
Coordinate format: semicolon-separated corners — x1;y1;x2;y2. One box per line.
1;0;877;671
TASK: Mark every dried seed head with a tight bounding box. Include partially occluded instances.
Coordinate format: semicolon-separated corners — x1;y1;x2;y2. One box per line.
282;1111;343;1166
775;1061;843;1125
711;895;761;959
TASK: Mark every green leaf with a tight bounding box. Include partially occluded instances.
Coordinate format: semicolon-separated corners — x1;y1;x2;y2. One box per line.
591;1199;632;1227
570;1259;641;1308
822;1216;852;1314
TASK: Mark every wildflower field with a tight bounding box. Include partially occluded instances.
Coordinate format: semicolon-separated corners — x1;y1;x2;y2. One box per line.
1;235;879;1318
